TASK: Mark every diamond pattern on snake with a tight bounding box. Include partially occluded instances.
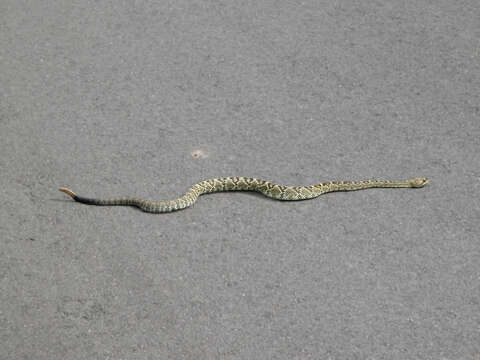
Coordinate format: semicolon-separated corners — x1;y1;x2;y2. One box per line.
59;177;428;213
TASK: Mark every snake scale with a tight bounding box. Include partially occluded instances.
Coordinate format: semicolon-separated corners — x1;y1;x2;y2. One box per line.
59;176;428;213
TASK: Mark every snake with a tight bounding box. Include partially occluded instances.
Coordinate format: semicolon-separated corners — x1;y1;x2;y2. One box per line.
59;176;428;213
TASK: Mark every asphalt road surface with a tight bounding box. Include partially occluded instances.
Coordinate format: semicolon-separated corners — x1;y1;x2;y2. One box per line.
1;1;479;359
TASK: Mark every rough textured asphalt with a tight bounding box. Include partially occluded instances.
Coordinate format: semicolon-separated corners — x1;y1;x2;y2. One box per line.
1;1;479;359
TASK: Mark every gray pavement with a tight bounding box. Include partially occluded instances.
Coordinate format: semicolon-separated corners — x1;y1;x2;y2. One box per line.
1;1;479;359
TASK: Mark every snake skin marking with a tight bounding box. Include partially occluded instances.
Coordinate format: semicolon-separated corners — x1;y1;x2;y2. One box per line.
59;177;429;213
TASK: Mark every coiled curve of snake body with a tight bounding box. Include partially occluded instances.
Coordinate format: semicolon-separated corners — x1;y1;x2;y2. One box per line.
59;176;428;213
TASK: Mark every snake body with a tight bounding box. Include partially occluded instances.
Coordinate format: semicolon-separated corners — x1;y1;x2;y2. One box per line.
59;177;428;213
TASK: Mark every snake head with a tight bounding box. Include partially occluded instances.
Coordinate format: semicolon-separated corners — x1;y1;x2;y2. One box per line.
409;177;429;188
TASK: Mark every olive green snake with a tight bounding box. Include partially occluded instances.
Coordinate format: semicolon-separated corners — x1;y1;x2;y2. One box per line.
59;176;428;213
